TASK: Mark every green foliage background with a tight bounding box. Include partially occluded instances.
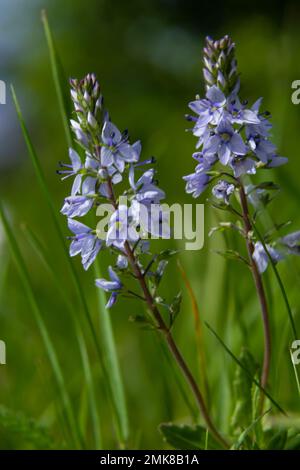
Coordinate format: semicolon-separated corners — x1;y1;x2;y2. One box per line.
0;0;300;449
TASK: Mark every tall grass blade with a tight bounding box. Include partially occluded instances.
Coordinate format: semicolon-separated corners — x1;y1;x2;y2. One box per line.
41;10;73;148
23;224;102;449
94;261;129;445
205;321;286;415
39;16;130;443
0;203;83;449
177;260;209;404
10;85;128;444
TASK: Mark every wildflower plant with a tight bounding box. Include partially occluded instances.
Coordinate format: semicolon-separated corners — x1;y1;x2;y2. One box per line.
58;73;229;448
184;35;300;408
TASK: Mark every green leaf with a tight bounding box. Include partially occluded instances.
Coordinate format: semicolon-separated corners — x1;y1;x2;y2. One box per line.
0;406;54;449
232;409;270;450
169;292;182;328
157;249;180;261
213;249;249;266
159;423;222;450
209;222;243;238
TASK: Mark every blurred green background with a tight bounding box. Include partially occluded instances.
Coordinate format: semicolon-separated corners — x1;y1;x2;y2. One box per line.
1;0;300;449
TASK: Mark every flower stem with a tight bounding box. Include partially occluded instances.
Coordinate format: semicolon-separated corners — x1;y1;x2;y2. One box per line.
239;183;271;408
106;177;229;449
124;241;229;449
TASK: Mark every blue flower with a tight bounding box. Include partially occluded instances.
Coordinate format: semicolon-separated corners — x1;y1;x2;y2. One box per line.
95;266;122;308
101;121;139;172
230;156;256;177
279;231;300;255
129;166;165;205
204;119;247;165
68;219;102;270
183;154;214;198
61;177;97;218
252;241;283;273
226;95;261;125
106;205;140;249
189;85;226;128
212;180;235;204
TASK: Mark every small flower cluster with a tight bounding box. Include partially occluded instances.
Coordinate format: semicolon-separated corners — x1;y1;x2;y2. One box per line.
58;74;167;307
184;35;287;200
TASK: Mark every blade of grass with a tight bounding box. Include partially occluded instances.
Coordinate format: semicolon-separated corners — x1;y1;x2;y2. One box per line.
205;321;286;415
94;261;129;446
39;15;130;443
11;85;128;445
177;259;210;404
290;350;300;397
0;203;83;449
41;10;72;148
23;224;102;449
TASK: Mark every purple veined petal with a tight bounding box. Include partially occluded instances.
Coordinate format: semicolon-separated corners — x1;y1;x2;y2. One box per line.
228;133;247;155
80;236;95;258
217;118;234;134
65;198;94;218
69;239;83;257
194;112;212;128
251;97;263;113
85;155;99;170
70;119;81;132
206;85;226;106
99;182;110;198
75;129;89;147
69;148;82;172
116;255;128;270
68;218;91;235
101;121;122;145
108;266;121;285
253;242;269;273
280;231;300;247
118;142;139;162
129;165;136;190
106;292;118;309
204;135;220;155
71;174;82;196
241;109;261;124
111;172;122;184
218;143;231;165
193;123;209;138
114;157;125;173
231;157;256;178
132;140;142;159
189;99;210;115
82;240;102;270
82;176;96;194
266;156;288;167
136;169;155;187
95;278;120;291
101;146;114;167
